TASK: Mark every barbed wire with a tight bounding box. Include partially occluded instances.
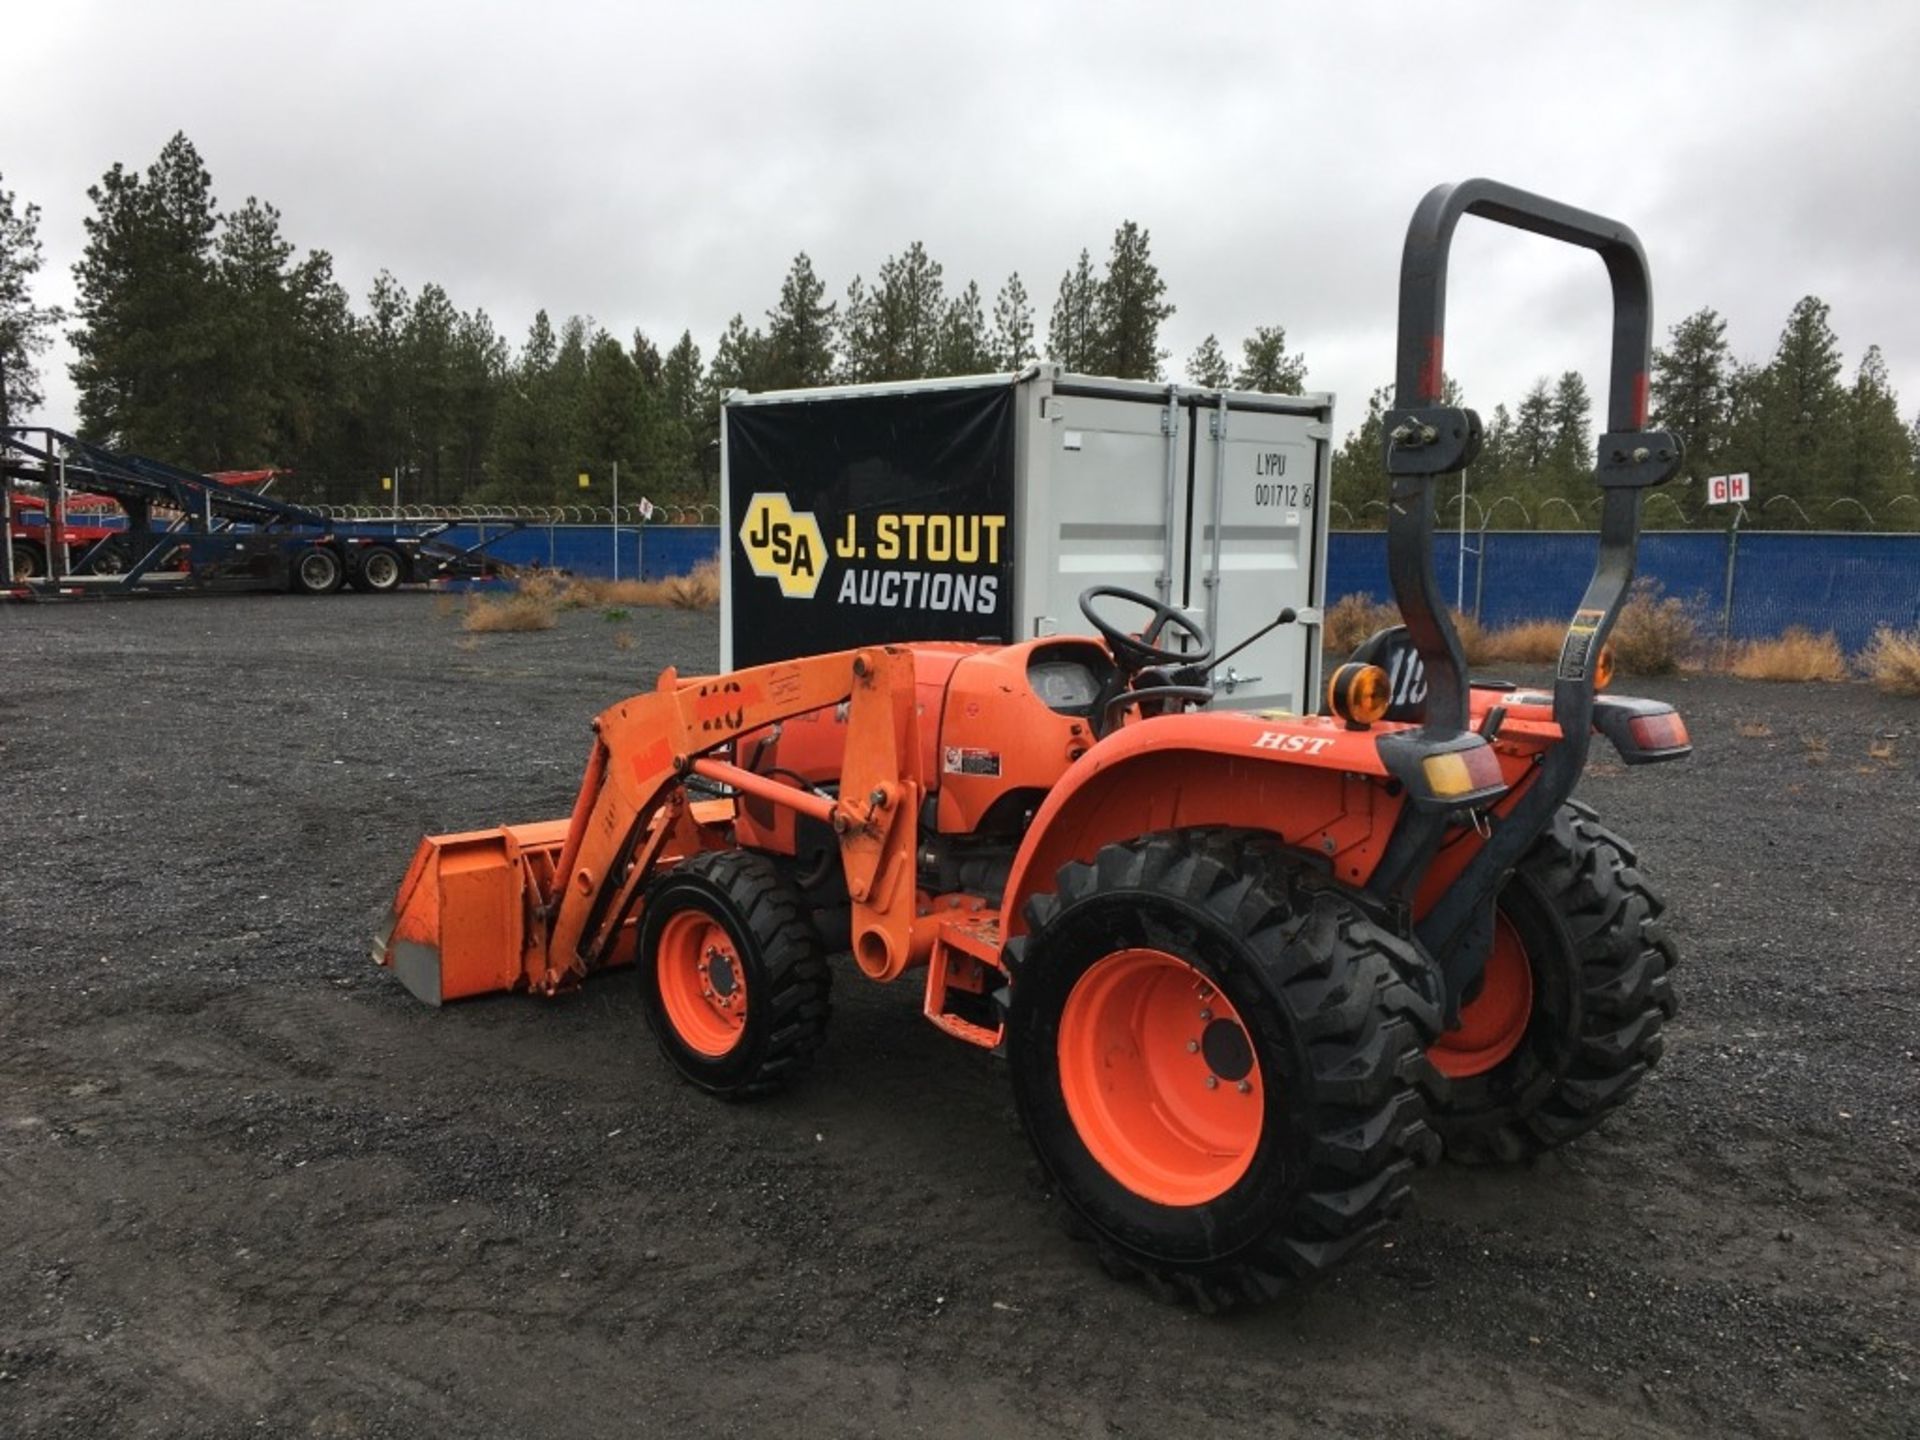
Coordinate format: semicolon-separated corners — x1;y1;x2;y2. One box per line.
310;502;721;525
1331;489;1919;532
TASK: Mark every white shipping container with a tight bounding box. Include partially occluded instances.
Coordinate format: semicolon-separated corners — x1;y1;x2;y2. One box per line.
721;365;1332;715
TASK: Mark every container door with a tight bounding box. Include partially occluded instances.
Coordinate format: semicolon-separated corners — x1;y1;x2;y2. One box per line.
1030;392;1193;646
1190;402;1325;713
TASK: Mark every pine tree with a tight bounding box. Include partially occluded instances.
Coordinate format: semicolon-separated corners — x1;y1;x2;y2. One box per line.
629;329;663;389
1186;334;1230;388
1548;370;1593;487
280;249;356;498
1759;295;1846;513
1844;345;1909;524
1650;307;1731;490
656;329;706;489
207;197;297;466
708;312;771;395
1512;378;1553;475
875;242;944;380
0;174;64;429
764;251;835;388
70;132;222;459
360;270;412;496
496;309;563;499
1092;221;1172;380
404;283;461;502
1234;325;1307;393
1047;249;1100;372
990;272;1035;370
935;280;993;376
580;327;642;486
1329;384;1394;526
449;307;505;495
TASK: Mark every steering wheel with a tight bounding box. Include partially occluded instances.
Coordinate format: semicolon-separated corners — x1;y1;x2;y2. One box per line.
1078;585;1213;673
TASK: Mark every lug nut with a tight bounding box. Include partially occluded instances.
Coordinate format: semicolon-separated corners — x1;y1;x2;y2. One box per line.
1204;1076;1218;1090
1199;1008;1213;1022
1237;1080;1252;1095
1186;1039;1199;1053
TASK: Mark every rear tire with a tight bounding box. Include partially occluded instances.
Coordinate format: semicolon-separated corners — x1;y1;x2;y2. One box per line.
1008;829;1442;1310
638;851;832;1099
291;545;345;595
1428;801;1679;1163
351;545;405;593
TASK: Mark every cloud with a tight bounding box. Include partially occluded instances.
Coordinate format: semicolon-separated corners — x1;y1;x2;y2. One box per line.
11;0;1918;444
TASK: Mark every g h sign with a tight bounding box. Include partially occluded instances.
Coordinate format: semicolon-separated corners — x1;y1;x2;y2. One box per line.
1705;472;1751;506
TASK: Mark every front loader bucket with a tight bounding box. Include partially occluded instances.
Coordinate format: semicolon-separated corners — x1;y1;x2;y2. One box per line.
373;819;570;1004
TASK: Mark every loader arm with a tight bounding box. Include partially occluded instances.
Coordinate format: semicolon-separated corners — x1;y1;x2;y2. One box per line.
378;644;925;1004
542;645;921;991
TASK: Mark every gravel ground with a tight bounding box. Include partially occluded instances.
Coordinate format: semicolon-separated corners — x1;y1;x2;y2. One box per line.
1;593;1915;1439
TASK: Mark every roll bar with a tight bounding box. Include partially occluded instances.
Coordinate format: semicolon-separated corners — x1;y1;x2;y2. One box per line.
1372;179;1685;994
1381;178;1683;738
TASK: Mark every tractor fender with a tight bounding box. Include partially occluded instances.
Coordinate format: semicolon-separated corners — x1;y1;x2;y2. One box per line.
1001;711;1402;941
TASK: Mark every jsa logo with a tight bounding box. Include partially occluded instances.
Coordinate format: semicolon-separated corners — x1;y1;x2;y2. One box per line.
1253;731;1335;755
739;492;828;599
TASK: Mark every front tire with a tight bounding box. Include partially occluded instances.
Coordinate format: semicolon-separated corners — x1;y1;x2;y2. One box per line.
1427;801;1679;1163
1009;829;1442;1310
638;851;832;1099
10;541;45;580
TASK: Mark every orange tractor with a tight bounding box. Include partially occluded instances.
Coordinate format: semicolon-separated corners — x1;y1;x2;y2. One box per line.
376;180;1690;1308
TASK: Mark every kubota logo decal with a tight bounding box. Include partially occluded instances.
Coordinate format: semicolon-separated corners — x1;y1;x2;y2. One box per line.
739;492;827;600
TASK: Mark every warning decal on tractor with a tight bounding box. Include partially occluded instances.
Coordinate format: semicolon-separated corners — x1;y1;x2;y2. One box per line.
1557;607;1607;681
944;746;1002;777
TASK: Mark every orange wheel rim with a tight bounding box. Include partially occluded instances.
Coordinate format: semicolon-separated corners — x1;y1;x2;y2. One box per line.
656;911;748;1057
1056;949;1263;1206
1428;910;1534;1078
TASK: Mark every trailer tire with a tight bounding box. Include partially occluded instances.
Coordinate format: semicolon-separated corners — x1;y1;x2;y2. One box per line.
1427;801;1679;1164
82;540;130;576
10;540;45;580
639;851;832;1100
291;545;345;595
350;545;405;594
1008;829;1442;1311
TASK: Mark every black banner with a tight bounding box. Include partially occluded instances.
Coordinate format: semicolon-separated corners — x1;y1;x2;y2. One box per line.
725;384;1017;666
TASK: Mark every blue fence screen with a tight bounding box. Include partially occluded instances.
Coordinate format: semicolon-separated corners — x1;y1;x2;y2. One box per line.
434;523;721;583
1327;530;1920;653
434;523;1917;654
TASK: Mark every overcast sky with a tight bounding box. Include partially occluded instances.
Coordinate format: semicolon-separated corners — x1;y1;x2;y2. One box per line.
11;1;1919;463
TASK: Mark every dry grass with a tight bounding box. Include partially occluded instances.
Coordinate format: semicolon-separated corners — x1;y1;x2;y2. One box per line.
1610;581;1701;676
1322;593;1400;655
1734;721;1774;739
462;592;557;633
515;560;721;613
1859;625;1920;696
1731;627;1848;683
1478;618;1566;665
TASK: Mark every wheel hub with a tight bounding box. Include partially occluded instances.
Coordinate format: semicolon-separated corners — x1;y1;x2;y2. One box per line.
1057;949;1264;1207
703;947;740;998
655;913;749;1057
1428;910;1534;1078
